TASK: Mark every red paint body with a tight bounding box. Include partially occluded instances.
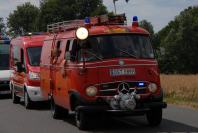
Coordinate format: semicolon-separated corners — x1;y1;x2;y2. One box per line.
40;24;162;111
10;35;47;101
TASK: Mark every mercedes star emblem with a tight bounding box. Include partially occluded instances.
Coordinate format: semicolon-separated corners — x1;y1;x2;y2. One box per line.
119;60;125;66
118;82;130;94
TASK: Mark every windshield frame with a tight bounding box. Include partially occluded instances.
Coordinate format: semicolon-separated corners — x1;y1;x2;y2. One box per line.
26;46;42;67
77;33;155;62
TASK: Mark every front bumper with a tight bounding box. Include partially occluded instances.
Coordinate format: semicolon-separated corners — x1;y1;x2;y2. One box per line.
0;81;11;94
26;86;45;102
76;101;167;116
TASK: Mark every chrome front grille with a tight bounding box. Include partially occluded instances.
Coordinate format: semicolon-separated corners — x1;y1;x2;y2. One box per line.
98;81;147;96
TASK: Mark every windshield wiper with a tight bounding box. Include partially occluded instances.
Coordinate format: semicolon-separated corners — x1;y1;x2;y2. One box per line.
115;47;137;58
85;50;103;61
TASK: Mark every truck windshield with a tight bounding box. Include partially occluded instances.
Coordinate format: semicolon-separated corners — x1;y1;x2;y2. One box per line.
78;34;154;62
27;46;42;66
0;44;9;70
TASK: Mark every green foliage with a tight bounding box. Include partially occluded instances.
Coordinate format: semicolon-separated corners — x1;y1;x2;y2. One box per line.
75;0;107;18
139;20;160;51
38;0;108;31
139;20;154;35
7;0;107;33
7;2;39;35
158;6;198;74
0;17;6;33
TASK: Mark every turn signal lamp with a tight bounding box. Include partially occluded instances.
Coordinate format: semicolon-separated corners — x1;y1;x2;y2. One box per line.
132;16;139;27
76;27;89;40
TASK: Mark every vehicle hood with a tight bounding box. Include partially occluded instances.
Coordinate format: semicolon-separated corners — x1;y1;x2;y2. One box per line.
83;58;160;86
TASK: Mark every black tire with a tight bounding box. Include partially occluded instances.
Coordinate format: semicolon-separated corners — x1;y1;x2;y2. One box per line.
51;98;68;119
146;108;162;126
12;89;20;104
75;110;90;130
24;90;33;109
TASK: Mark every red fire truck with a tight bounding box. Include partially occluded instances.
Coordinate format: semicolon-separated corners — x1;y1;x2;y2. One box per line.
40;14;167;130
10;33;47;109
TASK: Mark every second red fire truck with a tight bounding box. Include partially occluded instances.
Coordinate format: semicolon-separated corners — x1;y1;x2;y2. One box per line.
40;14;167;130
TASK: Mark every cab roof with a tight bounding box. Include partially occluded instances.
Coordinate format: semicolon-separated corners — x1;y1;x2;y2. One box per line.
88;25;149;36
51;25;150;40
47;14;150;39
11;35;47;47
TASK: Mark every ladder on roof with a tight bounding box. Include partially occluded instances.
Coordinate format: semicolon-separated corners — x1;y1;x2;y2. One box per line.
47;20;84;33
47;14;127;33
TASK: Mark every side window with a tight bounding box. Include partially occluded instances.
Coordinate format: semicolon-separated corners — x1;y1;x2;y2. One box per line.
65;39;78;62
55;40;61;57
56;41;61;49
13;46;20;65
66;40;70;51
65;40;70;61
20;49;24;64
71;39;78;62
51;40;62;64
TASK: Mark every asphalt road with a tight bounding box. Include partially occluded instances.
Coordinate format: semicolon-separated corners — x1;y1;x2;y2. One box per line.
0;95;198;133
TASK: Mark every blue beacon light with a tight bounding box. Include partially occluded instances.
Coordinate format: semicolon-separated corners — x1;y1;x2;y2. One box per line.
138;82;145;87
133;16;138;22
84;17;91;24
132;16;139;27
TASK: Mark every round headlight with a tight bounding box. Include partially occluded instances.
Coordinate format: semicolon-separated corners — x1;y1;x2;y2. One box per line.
86;86;97;97
76;27;89;40
148;83;157;93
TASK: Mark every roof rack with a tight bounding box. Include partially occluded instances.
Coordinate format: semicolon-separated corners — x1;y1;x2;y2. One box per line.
47;14;127;33
47;20;84;33
23;32;48;36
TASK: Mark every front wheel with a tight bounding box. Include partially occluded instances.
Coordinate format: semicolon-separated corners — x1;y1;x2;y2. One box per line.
146;108;162;126
51;98;68;119
75;110;90;130
24;90;33;109
12;89;20;104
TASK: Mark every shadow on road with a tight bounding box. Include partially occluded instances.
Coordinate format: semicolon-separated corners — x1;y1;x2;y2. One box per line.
61;115;198;133
18;100;50;111
0;94;11;99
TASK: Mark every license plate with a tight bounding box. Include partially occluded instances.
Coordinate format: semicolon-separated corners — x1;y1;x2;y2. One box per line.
110;68;136;76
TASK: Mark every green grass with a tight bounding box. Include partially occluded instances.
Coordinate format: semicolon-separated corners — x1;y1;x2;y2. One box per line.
161;74;198;110
165;95;198;109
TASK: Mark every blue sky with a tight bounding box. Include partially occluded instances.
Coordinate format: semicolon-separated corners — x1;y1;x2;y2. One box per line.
103;0;198;32
0;0;197;32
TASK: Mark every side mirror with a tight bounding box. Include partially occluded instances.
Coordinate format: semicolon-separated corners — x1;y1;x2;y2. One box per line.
16;62;24;73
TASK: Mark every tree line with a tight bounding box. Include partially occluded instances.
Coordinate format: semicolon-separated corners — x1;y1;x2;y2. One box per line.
1;1;198;74
5;0;130;34
138;6;198;74
6;0;108;35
